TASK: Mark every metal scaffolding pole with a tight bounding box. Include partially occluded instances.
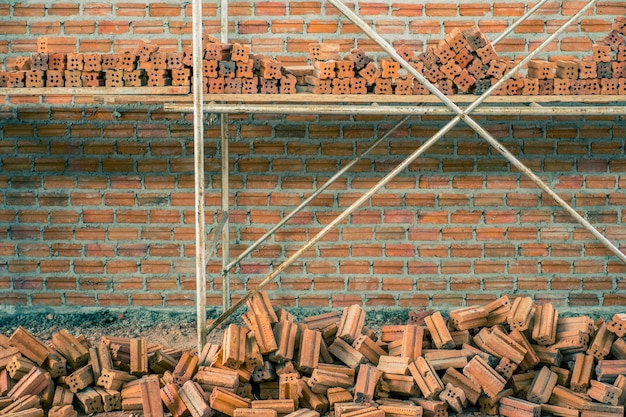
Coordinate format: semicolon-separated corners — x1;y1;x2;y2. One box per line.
187;103;626;117
192;0;205;352
220;0;231;314
205;0;624;335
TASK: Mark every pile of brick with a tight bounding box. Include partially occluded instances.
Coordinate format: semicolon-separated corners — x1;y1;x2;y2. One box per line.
305;17;626;96
0;38;297;94
1;292;626;417
2;17;626;96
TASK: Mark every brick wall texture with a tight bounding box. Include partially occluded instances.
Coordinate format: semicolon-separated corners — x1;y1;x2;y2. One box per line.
1;0;626;311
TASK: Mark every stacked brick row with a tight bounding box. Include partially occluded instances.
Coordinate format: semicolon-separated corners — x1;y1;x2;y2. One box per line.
0;38;297;94
1;18;626;96
2;292;626;417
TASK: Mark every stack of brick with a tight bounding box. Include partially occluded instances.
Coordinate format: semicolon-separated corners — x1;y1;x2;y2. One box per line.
1;19;626;96
2;292;626;417
306;42;340;94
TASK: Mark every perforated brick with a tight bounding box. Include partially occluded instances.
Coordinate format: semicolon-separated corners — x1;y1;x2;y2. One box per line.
395;76;413;95
219;60;237;78
601;78;619;95
331;77;350;95
260;77;279;94
224;77;242;94
64;70;82;87
105;69;125;87
241;77;258;94
374;77;393;95
553;78;571;95
101;54;119;70
454;69;475;93
30;53;48;71
236;60;254;78
350;77;367;94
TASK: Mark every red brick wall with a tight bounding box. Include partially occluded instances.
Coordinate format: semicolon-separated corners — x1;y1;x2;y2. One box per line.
1;1;626;311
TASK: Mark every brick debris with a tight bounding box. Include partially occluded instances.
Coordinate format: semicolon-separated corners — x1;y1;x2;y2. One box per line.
1;291;626;416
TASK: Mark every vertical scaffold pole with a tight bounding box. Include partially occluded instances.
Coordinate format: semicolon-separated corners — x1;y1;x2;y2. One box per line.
192;0;205;352
220;0;231;313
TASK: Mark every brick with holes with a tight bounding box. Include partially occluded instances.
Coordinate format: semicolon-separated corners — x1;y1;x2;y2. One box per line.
305;75;331;94
395;76;413;95
165;52;184;70
64;70;82;87
346;48;371;70
280;74;297;94
224;77;242;94
579;60;597;79
555;60;579;79
241;77;258;94
527;60;555;80
454;48;473;69
117;52;136;71
380;58;400;79
464;25;488;51
49;54;66;70
313;60;335;80
31;53;48;71
374;77;393;95
236;60;254;78
522;78;539;96
105;69;125;88
260;78;279;94
123;70;143;87
171;68;191;86
437;78;455;95
445;28;469;53
395;44;415;62
418;48;439;68
207;76;224;93
66;54;83;71
440;60;462;79
350;77;368;94
101;54;119;70
597;62;612;79
487;59;507;79
331;76;350;95
454;69;475;93
219;61;237;79
434;40;455;64
46;70;64;87
592;45;612;63
229;43;249;63
134;41;158;63
146;69;168;87
600;78;619;95
476;44;497;65
24;70;45;88
335;60;355;79
358;61;380;85
538;79;554;95
423;65;444;83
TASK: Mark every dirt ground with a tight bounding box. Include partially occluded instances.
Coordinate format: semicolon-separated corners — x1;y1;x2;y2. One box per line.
0;306;412;347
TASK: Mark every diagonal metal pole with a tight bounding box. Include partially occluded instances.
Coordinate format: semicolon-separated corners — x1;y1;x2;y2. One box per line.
224;115;410;272
328;0;626;264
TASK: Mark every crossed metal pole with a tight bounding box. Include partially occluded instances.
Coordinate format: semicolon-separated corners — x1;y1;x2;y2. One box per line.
205;0;624;336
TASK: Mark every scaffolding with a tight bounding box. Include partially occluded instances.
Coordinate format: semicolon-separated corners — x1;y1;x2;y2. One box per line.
2;0;626;353
180;0;626;352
